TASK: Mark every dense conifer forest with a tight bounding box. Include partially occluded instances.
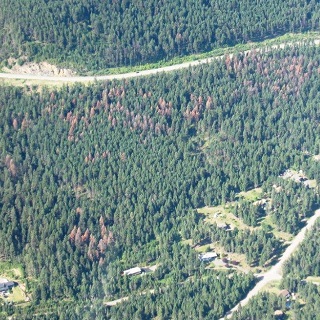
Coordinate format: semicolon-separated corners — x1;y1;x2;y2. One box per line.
231;220;320;320
0;42;319;318
0;0;320;70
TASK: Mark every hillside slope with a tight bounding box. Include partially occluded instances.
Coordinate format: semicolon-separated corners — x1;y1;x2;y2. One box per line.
0;0;319;71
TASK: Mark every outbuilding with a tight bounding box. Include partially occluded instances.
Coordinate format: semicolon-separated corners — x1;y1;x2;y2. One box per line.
0;278;15;292
123;267;142;276
199;252;217;262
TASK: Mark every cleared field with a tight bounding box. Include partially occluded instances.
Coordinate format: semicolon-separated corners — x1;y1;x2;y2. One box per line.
198;204;251;230
8;286;26;303
238;188;263;202
0;262;24;280
305;276;320;285
0;262;29;304
194;240;255;274
260;279;282;295
261;216;293;242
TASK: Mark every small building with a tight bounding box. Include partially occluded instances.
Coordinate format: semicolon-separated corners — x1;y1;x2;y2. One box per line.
123;267;142;276
199;252;217;262
0;278;15;292
217;223;231;230
279;289;291;299
274;310;284;319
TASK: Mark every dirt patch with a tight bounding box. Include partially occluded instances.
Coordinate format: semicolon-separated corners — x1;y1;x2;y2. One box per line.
198;204;252;230
3;58;75;77
313;155;320;161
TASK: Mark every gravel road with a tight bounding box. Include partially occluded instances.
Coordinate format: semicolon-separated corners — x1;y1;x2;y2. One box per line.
222;209;320;319
0;39;319;83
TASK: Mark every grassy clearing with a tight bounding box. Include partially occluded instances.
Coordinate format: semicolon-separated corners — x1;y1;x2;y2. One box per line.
0;261;24;280
261;216;293;242
2;286;26;304
305;276;320;285
307;180;317;188
11;268;23;278
238;187;263;202
194;240;255;273
0;261;30;305
198;204;251;230
261;279;282;295
8;286;26;303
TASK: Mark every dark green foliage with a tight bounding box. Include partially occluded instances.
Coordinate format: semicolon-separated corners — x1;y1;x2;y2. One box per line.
263;178;319;234
231;220;320;320
233;201;265;227
110;272;255;320
293;283;320;320
0;0;319;70
0;45;320;317
231;292;283;320
210;225;280;266
283;220;320;280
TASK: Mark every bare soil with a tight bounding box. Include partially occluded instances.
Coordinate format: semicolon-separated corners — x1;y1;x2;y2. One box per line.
3;58;75;77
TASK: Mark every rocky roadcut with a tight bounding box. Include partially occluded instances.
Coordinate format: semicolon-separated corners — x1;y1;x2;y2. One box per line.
3;60;75;77
1;38;319;82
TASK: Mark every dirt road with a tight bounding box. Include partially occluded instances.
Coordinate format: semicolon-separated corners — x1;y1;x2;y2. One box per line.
222;209;320;319
0;39;319;83
105;210;320;312
105;289;155;307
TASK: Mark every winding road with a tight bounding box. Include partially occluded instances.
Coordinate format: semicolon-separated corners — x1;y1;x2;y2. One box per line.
222;209;320;319
104;210;320;312
1;36;319;317
0;39;319;83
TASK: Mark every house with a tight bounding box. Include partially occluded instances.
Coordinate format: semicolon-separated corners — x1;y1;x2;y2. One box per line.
0;278;15;292
274;310;284;319
123;267;142;276
217;223;231;230
279;289;291;299
199;252;217;262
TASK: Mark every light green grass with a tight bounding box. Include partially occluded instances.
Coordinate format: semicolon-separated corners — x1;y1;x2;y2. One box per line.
198;204;252;230
10;286;26;303
307;180;317;188
305;276;320;285
261;279;282;294
0;261;24;279
238;187;263;202
261;216;293;242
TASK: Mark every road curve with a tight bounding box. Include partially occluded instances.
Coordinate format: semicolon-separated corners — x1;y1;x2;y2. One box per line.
0;39;319;83
222;208;320;319
0;56;223;83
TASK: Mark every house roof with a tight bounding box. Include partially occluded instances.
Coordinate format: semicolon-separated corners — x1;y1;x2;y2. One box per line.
199;252;217;260
279;289;290;297
274;310;284;316
0;281;14;286
0;278;9;284
0;281;15;291
123;267;142;276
